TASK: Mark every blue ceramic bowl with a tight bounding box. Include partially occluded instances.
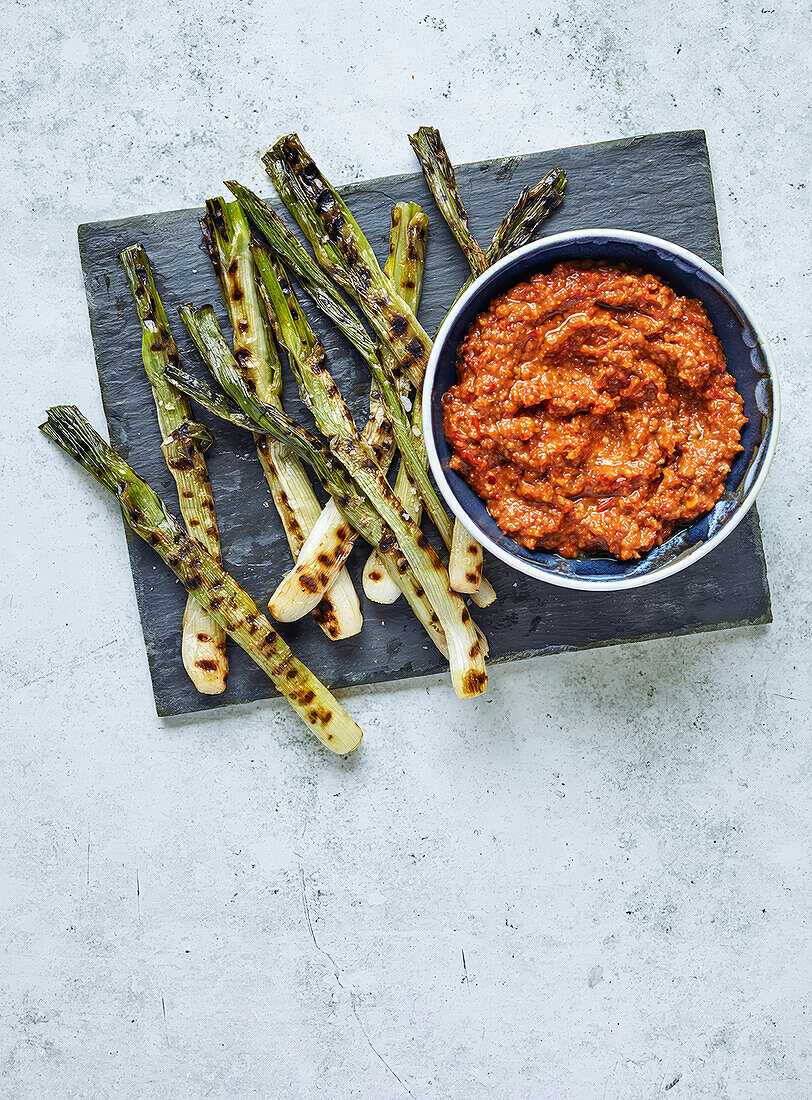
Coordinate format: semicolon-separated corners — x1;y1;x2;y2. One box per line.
423;230;780;591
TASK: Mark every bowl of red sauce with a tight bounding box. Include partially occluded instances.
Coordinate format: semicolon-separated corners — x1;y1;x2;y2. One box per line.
423;230;779;590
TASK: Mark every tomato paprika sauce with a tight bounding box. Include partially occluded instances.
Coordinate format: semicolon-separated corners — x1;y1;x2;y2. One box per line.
443;261;747;560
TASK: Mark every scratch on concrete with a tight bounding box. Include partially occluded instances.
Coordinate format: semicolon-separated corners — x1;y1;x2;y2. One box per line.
350;992;414;1098
601;1058;620;1100
298;865;330;963
9;639;120;697
298;865;413;1096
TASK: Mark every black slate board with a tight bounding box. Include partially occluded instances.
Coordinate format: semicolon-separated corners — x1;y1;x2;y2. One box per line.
78;130;771;716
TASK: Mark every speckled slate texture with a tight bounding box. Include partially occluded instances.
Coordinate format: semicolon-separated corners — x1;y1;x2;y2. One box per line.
78;129;770;716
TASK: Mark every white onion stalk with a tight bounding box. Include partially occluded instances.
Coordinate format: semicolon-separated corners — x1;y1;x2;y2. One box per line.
119;244;228;694
269;501;357;622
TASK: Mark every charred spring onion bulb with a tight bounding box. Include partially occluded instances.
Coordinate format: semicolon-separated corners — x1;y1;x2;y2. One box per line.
119;244;228;694
39;407;363;753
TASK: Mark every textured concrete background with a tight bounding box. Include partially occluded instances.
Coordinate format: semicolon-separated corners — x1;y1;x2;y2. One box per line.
1;1;809;1097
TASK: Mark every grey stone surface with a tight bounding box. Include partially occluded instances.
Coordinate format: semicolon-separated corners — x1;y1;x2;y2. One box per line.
79;131;770;716
1;1;809;1097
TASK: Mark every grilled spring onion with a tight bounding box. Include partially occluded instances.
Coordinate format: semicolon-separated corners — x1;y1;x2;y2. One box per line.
228;180;408;466
444;170;567;309
253;255;359;442
224;179;378;366
362;201;426;477
255;137;564;608
207;244;357;623
484;170;567;263
407;126;487;272
253;213;437;607
256;242;488;620
260;138;496;604
363;202;427;603
201;198;361;641
409;126;566;281
408;126;487;282
227;183;416;610
254;202;424;619
119;244;227;695
225;186;445;610
267;134;563;602
181;305;487;700
408;127;566;595
361;208;494;610
171;309;467;673
39;407;363;753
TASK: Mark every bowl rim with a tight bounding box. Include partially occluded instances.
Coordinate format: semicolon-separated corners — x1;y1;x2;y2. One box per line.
422;228;781;592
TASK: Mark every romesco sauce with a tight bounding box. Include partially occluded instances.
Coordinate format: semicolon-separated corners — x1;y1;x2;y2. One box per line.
443;261;747;560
